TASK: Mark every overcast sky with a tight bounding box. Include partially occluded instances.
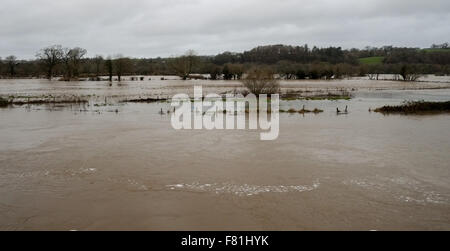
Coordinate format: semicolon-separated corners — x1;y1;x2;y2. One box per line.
1;0;449;59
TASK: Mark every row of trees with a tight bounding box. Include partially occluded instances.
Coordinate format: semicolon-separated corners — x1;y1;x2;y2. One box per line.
1;43;449;80
166;49;450;81
30;45;132;81
217;45;357;65
34;45;87;80
431;43;449;49
203;62;450;81
213;44;450;65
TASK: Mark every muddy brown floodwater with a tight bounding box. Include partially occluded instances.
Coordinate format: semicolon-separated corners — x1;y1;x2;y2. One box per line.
0;77;450;230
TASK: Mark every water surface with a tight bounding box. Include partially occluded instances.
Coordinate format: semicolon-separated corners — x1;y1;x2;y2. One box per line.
0;78;449;230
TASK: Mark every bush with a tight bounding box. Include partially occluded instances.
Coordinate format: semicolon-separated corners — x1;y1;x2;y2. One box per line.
374;101;450;114
0;97;9;107
399;64;422;81
242;67;280;95
295;68;307;79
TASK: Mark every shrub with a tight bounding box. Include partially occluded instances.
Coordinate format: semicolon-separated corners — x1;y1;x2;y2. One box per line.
241;67;280;95
399;64;422;81
374;101;450;114
0;97;9;107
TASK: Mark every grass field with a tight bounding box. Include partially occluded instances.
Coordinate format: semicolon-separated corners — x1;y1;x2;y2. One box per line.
423;48;450;53
359;56;384;65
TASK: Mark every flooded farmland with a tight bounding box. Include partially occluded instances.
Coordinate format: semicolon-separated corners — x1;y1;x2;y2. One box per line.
0;77;450;230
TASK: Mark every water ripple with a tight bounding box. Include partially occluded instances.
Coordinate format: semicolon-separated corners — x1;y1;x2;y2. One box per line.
166;180;320;196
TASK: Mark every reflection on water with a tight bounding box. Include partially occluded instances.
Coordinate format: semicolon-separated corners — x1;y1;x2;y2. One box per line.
0;79;449;230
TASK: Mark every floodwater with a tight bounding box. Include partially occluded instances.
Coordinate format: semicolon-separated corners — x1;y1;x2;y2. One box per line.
0;77;449;230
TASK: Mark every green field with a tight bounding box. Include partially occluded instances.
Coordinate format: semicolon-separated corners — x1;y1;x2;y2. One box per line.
359;56;384;65
422;48;450;53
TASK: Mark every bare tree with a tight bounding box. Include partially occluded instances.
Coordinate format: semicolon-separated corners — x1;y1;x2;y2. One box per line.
114;55;132;82
61;47;87;80
0;57;3;77
105;56;113;82
228;64;244;80
169;50;198;80
93;55;104;80
399;64;422;81
69;47;87;78
36;45;63;80
367;64;382;80
206;64;222;80
61;48;75;80
242;67;280;96
5;56;18;77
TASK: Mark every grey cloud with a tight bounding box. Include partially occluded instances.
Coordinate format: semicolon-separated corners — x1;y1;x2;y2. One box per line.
1;0;449;59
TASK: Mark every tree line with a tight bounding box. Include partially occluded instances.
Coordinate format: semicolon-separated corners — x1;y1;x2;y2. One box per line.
0;43;449;81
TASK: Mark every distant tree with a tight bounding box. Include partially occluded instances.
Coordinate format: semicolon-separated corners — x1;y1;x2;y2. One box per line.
333;64;343;79
309;68;320;79
36;45;63;79
213;51;241;65
323;64;334;80
211;66;222;80
295;65;307;79
358;64;368;77
61;48;73;80
367;64;383;80
239;44;351;64
229;64;244;80
308;64;324;79
61;47;87;80
431;43;449;49
222;64;233;80
0;57;3;76
93;55;104;80
242;67;280;96
5;43;450;79
277;61;296;80
114;55;132;81
5;56;18;77
399;64;422;81
61;48;71;79
69;47;87;78
105;57;113;81
205;64;222;80
169;50;198;80
334;63;355;79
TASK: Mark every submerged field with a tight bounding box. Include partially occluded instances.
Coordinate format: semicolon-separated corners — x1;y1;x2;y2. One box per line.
0;76;450;230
